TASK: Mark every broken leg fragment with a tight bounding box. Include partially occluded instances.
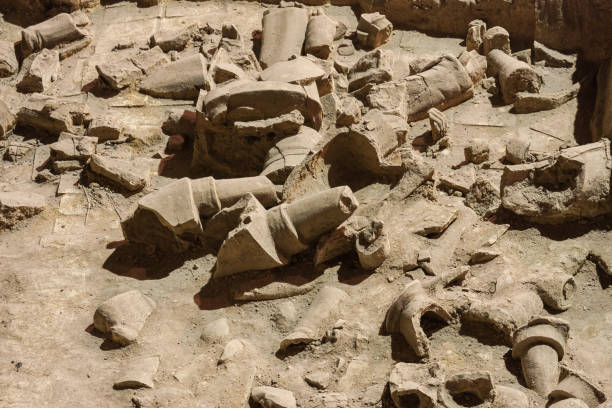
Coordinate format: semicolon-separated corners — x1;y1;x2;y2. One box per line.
280;285;348;351
384;280;451;359
121;176;279;253
214;186;358;277
512;316;569;397
93;290;155;346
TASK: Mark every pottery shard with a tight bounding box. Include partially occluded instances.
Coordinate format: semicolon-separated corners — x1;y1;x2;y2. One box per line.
487;50;541;105
50;133;97;161
385;280;451;358
356;12;393;49
440;372;496;408
260;6;309;69
96;58;142;90
17;49;61;93
114;356;160;389
348;49;393;93
202;79;322;129
87;116;122;142
0;191;46;230
0;100;15;139
464;288;543;344
93;290;156;346
388;362;444;408
150;24;196;52
280;285;348;350
131;46;170;74
260;57;326;86
140;53;207;100
305;11;337;60
261;126;322;184
0;40;18;77
89;154;149;192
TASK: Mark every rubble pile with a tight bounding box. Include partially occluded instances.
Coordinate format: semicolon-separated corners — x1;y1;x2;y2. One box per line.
0;1;611;407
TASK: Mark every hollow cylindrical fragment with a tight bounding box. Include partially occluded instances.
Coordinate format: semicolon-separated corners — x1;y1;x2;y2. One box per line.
284;186;359;244
122;176;279;252
487;50;541;104
512;316;569;397
385;280;451;358
550;367;607;408
355;220;390;270
21;13;86;56
260;7;309;68
215;187;359;277
528;269;576;311
280;285;348;350
93;290;156;346
305;11;336;60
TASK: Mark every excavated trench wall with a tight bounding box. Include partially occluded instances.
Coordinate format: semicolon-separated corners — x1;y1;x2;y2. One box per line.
3;0;611;62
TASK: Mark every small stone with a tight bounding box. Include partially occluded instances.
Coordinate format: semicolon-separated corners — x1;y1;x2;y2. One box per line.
251;386;297;408
151;25;196;52
305;371;331;390
470;248;501;264
218;338;248;364
201;318;230;342
336;40;355;56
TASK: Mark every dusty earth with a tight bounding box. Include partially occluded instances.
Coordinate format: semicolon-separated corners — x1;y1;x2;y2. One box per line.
0;1;611;408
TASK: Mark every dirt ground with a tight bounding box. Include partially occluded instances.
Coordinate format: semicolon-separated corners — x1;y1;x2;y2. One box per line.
0;1;610;407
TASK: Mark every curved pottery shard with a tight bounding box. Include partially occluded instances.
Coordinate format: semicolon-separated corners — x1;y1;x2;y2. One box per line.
385;280;451;358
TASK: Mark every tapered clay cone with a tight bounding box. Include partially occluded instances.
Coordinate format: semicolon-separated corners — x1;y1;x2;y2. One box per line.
521;344;560;397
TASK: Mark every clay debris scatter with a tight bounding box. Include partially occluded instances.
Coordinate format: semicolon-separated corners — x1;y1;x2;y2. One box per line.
1;1;612;407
